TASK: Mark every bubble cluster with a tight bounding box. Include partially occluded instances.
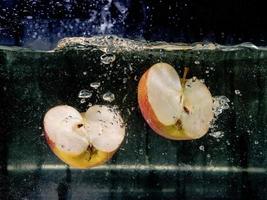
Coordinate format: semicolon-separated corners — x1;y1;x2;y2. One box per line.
212;96;230;118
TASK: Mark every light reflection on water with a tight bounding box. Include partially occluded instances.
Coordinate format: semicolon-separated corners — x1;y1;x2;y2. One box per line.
7;164;267;173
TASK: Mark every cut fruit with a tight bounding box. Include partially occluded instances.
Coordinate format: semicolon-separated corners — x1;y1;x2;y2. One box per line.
138;62;214;140
44;105;125;168
147;63;183;125
84;105;125;152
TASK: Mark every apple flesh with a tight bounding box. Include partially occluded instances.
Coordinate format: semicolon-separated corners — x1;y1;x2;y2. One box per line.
138;63;214;140
44;105;125;168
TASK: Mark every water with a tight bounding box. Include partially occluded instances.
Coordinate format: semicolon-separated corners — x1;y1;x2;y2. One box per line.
1;36;267;199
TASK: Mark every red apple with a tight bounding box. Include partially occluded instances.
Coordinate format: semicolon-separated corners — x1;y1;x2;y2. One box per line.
44;105;125;168
138;63;214;140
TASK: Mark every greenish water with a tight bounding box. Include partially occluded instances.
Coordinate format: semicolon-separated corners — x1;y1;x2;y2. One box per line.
0;36;267;199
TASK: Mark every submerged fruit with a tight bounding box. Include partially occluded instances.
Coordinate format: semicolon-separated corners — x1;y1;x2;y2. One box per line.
138;63;214;140
44;105;125;168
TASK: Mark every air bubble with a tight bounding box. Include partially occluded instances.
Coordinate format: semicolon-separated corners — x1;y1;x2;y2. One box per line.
100;53;116;64
126;108;131;115
199;145;205;151
234;89;242;96
122;94;128;103
102;92;115;102
194;60;200;65
123;78;128;84
209;131;224;139
78;89;92;98
80;99;86;104
90;82;101;89
26;16;33;20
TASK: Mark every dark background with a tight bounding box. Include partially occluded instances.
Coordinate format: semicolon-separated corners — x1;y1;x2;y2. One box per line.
1;1;267;199
0;0;266;49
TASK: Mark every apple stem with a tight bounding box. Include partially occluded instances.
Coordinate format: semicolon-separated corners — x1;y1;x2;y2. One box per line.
182;67;189;87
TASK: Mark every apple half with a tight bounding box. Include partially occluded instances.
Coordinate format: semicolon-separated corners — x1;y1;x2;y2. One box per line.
44;105;125;168
138;63;214;140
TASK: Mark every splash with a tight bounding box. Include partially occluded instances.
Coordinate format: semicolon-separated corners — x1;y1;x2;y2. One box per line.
99;0;129;34
56;35;267;53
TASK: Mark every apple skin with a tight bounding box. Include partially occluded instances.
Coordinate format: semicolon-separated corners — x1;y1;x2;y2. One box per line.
138;68;195;140
44;130;115;169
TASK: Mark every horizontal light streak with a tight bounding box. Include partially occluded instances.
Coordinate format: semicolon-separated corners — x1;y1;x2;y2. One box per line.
7;164;266;173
